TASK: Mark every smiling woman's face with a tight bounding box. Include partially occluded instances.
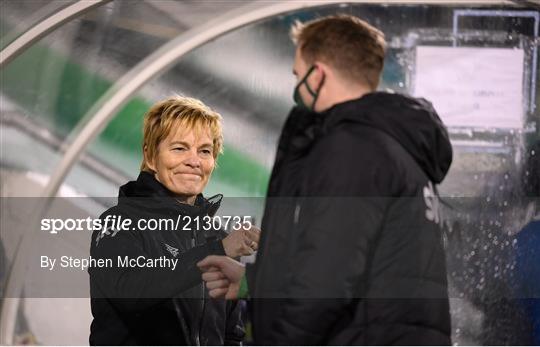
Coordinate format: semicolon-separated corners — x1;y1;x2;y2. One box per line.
146;125;215;205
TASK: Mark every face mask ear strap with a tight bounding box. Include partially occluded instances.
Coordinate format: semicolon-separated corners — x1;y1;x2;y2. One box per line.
300;65;317;97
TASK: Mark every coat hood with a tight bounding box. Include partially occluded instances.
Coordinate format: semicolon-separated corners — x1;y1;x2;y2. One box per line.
322;92;453;183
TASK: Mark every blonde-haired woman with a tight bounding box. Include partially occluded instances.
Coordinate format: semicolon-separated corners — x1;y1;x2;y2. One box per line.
89;96;258;345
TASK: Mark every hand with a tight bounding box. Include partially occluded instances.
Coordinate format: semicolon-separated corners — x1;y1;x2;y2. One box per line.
197;255;245;299
221;226;260;258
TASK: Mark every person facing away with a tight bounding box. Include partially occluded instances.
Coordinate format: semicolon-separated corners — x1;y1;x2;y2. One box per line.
89;96;260;345
198;15;453;345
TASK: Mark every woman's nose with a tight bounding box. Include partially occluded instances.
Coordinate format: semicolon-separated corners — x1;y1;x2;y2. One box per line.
184;150;201;168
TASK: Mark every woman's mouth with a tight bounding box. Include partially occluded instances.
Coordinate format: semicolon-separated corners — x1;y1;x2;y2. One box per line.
176;172;202;180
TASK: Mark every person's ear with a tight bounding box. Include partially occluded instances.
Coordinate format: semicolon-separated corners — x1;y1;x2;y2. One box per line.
312;63;326;87
144;145;157;172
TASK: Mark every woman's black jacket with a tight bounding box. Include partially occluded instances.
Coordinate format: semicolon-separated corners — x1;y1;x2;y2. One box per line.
89;171;244;345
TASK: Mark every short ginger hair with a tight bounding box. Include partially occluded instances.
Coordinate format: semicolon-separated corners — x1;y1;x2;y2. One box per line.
140;96;223;172
291;15;386;90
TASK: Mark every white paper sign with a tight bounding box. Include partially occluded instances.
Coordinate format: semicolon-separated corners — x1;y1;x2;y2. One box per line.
414;46;524;129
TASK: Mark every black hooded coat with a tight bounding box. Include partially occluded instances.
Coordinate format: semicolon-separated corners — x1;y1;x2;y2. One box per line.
89;172;245;345
247;92;453;345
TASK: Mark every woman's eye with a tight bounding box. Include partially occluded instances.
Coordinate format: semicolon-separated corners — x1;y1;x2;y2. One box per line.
200;149;212;155
172;147;186;151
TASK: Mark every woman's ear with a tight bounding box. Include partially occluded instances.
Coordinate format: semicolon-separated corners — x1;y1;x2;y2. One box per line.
144;145;157;172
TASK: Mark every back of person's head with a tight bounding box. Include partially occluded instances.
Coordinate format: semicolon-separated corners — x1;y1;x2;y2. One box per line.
140;96;223;173
290;14;386;90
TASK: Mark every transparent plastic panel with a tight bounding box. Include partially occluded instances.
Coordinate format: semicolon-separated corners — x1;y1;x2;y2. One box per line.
0;0;77;50
1;0;206;197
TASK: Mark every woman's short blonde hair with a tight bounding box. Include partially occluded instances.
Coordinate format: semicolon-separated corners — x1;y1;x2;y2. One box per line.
140;96;223;172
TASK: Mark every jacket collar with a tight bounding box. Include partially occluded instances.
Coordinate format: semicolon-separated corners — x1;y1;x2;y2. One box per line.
118;171;222;216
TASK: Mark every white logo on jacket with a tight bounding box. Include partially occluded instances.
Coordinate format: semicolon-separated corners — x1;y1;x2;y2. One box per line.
423;181;442;226
164;243;179;258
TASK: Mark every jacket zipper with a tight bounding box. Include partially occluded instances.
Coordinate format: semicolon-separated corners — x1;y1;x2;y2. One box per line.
190;231;202;346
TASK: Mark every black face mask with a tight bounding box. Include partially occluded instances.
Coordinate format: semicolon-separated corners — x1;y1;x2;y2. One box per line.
293;65;325;111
